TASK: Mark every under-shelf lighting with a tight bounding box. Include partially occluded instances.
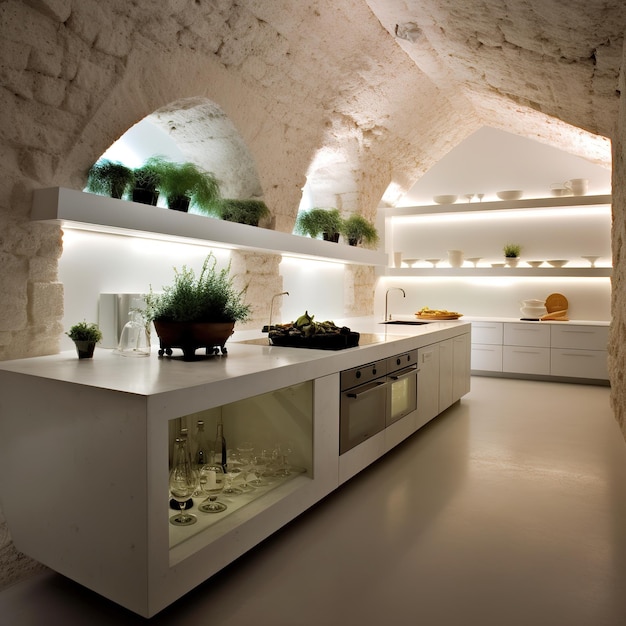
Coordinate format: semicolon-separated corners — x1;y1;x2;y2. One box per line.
391;205;611;225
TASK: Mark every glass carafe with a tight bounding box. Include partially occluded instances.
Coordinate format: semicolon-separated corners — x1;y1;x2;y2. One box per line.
114;309;150;357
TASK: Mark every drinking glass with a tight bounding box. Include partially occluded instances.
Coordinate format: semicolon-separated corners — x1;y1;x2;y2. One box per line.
169;438;198;526
223;456;243;496
198;464;227;513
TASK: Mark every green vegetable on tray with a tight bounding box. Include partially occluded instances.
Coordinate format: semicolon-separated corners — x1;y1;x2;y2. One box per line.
269;311;359;350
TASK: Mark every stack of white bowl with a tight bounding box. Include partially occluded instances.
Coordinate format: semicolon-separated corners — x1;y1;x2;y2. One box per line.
520;299;547;319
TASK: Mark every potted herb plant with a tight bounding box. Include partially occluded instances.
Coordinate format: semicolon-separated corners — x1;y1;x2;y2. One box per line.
66;321;103;359
131;158;163;206
86;159;134;199
209;198;270;226
341;214;379;247
150;157;221;213
503;243;522;267
145;252;251;360
295;208;343;242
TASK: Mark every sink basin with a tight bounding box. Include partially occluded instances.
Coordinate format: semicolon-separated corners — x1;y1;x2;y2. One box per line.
381;320;430;325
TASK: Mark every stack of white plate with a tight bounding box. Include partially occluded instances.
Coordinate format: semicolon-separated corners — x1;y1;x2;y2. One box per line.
520;299;547;318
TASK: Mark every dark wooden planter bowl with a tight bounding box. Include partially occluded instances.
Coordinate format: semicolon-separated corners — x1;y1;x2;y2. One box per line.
153;321;235;360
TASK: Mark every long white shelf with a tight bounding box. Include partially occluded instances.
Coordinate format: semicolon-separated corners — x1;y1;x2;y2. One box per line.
384;267;612;277
31;187;387;266
386;194;612;216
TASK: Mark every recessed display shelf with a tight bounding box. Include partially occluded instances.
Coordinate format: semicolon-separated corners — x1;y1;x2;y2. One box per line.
31;187;387;266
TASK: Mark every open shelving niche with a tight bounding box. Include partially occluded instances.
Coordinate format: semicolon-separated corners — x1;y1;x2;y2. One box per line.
31;187;387;266
379;194;612;277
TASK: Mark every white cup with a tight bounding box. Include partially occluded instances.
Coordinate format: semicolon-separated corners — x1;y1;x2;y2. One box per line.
393;252;403;268
447;250;464;268
566;178;588;196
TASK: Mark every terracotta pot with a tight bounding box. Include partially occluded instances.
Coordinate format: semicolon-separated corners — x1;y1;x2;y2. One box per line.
153;321;235;360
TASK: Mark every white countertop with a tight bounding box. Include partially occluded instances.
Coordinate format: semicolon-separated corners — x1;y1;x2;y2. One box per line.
0;317;470;406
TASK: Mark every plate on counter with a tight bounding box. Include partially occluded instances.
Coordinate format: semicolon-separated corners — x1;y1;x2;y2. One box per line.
416;313;463;320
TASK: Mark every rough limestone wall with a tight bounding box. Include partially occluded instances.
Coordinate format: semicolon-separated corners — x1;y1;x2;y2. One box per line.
609;40;626;440
0;0;472;359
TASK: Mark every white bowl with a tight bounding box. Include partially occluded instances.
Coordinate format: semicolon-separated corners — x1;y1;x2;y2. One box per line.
526;261;543;268
425;258;441;267
547;259;568;268
521;306;547;318
521;299;545;307
496;190;524;201
491;263;506;268
433;195;458;205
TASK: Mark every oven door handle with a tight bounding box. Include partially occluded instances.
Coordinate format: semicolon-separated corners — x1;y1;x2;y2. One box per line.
346;380;386;398
388;365;417;380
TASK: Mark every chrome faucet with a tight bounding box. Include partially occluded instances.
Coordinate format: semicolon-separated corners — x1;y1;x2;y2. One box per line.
268;291;289;342
385;288;406;321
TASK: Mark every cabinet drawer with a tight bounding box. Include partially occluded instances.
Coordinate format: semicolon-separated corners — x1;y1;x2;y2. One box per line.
503;345;550;375
550;348;608;379
471;344;503;371
550;325;609;350
471;322;503;345
504;323;550;347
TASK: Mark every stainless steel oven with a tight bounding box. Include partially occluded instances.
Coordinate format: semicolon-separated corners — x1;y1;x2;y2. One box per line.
386;349;418;426
339;350;418;455
340;358;387;455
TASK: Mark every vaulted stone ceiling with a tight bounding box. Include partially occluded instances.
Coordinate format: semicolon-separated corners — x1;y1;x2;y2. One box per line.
367;0;624;159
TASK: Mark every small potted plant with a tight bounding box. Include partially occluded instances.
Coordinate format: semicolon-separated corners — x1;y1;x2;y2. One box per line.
150;157;221;213
503;243;522;267
145;252;252;360
209;198;270;226
86;159;134;199
341;214;379;247
295;208;343;242
66;321;103;359
131;158;163;206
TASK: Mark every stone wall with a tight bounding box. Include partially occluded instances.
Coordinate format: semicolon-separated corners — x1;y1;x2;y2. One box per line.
0;0;471;359
609;40;626;437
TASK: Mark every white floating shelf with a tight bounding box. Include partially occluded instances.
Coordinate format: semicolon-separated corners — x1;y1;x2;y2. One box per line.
385;194;612;216
32;188;387;266
384;267;612;277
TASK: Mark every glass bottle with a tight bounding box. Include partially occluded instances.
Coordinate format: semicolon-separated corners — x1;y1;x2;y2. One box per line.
170;429;194;509
214;418;227;471
194;420;211;469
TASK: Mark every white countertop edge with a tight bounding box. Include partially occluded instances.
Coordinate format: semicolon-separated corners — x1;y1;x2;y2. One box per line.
0;317;470;405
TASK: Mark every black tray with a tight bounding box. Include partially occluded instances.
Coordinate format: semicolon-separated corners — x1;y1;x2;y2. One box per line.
268;331;360;350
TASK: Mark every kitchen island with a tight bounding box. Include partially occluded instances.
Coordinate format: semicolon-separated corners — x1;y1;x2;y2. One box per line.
0;318;470;617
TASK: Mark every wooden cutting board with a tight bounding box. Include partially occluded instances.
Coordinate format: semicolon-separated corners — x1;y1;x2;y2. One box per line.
545;293;568;314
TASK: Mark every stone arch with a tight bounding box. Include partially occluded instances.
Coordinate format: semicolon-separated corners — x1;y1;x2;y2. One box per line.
55;46;316;233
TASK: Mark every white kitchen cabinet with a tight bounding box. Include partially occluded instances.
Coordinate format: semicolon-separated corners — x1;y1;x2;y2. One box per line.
550;324;609;380
438;338;454;412
502;345;551;375
472;321;503;345
470;319;609;383
504;322;550;347
438;333;471;412
471;344;503;371
416;343;440;429
453;333;471;399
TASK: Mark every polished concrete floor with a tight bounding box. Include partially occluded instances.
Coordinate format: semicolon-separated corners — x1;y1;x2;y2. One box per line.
2;376;626;625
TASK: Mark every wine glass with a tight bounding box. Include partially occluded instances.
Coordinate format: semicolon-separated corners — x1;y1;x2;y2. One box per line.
249;455;265;486
169;438;198;526
236;442;255;490
275;440;294;477
223;453;243;496
198;464;227;513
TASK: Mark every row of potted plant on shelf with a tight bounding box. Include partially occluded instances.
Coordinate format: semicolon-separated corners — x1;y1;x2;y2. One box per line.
86;157;270;226
294;208;379;247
